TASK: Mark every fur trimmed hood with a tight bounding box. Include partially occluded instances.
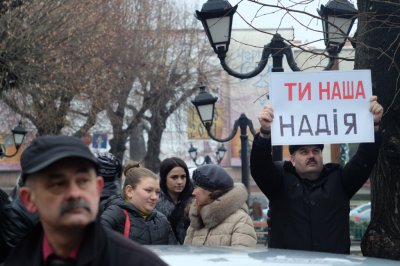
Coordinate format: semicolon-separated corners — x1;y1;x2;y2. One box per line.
189;183;249;229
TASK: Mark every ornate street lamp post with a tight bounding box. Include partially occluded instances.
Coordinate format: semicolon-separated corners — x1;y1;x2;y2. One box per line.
215;143;227;163
196;0;357;75
0;121;28;158
192;83;256;190
195;0;357;161
318;0;359;54
188;143;227;166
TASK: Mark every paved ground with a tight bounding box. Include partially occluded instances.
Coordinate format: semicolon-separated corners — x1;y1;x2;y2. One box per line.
350;241;362;256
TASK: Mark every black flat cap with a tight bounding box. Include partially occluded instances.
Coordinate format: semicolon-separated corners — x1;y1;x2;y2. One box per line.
21;135;98;183
289;144;324;155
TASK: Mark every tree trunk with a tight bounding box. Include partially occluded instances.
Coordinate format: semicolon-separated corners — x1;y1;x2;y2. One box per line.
109;128;128;162
108;105;128;160
356;0;400;260
129;123;146;162
143;116;166;173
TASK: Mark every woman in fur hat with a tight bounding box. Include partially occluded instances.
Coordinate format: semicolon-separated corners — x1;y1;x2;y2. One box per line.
184;164;257;247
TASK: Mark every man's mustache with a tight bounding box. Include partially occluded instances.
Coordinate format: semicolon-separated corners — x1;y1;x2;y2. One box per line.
60;199;91;215
307;158;317;165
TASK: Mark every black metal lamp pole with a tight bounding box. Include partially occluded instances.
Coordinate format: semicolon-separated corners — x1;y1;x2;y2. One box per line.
188;143;227;166
215;144;227;164
195;0;357;161
192;84;256;190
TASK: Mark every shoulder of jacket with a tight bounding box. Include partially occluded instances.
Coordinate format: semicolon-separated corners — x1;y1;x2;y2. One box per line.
324;162;341;170
156;196;174;210
102;205;128;221
152;210;170;223
104;203;122;212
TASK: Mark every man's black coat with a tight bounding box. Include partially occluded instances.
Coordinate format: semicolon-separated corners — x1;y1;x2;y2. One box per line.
250;133;381;254
2;220;167;266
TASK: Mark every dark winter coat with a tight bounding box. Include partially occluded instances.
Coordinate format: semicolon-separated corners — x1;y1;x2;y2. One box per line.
101;196;177;245
250;133;381;254
2;220;167;266
0;194;39;263
155;191;191;244
0;189;11;263
99;181;121;212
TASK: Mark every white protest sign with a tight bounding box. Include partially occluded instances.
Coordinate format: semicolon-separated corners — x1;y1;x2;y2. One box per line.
269;70;374;146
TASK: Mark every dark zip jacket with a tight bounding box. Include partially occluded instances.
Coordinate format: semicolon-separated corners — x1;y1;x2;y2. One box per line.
101;195;177;245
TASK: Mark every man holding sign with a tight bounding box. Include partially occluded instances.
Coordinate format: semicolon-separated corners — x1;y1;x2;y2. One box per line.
250;94;383;254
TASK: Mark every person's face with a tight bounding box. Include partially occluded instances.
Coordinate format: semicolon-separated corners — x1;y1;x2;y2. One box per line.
290;146;323;180
166;166;187;194
126;177;160;214
192;186;212;207
19;158;104;231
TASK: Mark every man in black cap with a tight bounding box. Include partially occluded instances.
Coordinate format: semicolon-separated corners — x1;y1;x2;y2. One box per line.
3;135;167;266
96;152;123;212
250;96;384;254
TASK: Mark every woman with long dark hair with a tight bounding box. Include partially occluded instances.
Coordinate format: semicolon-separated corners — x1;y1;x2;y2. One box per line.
156;157;193;244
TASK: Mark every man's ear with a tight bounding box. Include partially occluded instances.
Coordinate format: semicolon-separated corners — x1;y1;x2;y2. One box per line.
290;155;296;166
19;187;38;213
97;176;104;193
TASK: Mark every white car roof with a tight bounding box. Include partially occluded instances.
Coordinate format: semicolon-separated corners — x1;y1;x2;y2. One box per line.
147;246;399;266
